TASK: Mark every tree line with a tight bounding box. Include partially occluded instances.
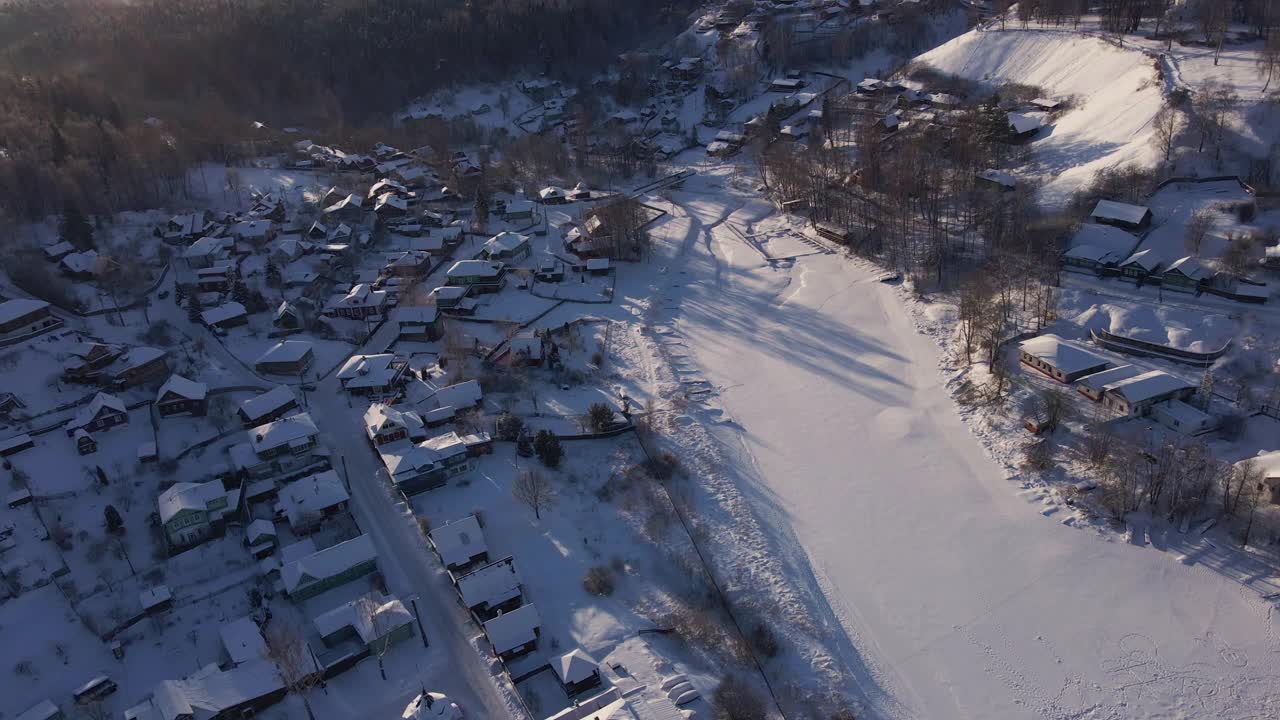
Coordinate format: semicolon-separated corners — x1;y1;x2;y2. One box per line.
0;0;700;222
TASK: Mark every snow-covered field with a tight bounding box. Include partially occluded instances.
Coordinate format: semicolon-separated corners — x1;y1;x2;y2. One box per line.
915;28;1164;205
597;160;1280;718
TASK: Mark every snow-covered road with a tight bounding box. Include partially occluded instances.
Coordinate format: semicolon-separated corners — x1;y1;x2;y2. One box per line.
308;386;521;720
649;182;1280;719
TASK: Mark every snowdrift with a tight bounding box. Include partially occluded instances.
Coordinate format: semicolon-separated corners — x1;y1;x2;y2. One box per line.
915;29;1163;205
1067;298;1236;353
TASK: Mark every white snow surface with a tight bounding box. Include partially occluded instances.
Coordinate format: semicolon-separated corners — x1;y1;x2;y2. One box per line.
611;164;1280;719
915;29;1163;205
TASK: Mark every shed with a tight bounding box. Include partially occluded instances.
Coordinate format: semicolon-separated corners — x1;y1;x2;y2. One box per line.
1090;200;1152;230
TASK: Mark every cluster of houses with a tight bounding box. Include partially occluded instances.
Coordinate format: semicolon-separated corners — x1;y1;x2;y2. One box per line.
1018;334;1215;435
361;382;491;496
1062;200;1269;304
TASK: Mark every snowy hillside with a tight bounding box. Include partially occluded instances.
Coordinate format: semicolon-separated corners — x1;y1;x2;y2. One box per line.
915;29;1164;204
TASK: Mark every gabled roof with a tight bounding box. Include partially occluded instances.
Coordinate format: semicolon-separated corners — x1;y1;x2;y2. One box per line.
158;480;231;524
239;386;297;423
279;470;348;528
219;616;268;666
1164;256;1208;280
157;374;208;402
1007;112;1042;135
483;232;530;255
425;380;483;411
1104;370;1195;404
337;354;404;389
456;557;520;609
364;403;425;440
447;260;504;279
1119;248;1162;272
313;592;412;644
0;298;49;325
200;302;247;327
1091;199;1150;225
282;534;377;594
1075;364;1140;392
255;340;313;365
72;392;127;428
483;603;541;653
393;305;439;326
248;412;318;454
1018;334;1109;375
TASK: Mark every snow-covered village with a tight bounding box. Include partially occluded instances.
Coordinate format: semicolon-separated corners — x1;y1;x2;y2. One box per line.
2;0;1280;719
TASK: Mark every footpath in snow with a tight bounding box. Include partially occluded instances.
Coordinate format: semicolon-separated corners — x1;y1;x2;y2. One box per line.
635;171;1280;719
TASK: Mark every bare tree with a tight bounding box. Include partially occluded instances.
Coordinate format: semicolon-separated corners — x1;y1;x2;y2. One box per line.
512;468;555;520
1222;459;1259;517
265;619;320;720
1183;209;1214;256
1260;32;1280;93
358;595;396;681
1152;105;1182;167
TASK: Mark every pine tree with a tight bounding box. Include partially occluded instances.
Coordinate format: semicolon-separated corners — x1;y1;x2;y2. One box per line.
187;292;204;325
49;122;68;165
59;207;95;250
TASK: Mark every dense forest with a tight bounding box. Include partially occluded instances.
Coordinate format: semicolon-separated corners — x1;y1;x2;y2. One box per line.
0;0;700;221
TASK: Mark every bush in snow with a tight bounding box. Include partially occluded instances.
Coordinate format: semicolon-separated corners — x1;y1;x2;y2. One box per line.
582;566;615;596
586;402;614;432
495;412;524;441
712;674;768;720
533;430;563;468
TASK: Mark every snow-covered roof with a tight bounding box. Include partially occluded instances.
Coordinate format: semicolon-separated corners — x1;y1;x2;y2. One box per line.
1091;199;1150;225
245;518;276;545
0;298;49;325
429;514;487;567
553;649;600;684
976;169;1016;188
146;660;284;720
457;557;520;609
1007;112;1042;135
378;440;448;482
539;186;565;199
483;232;530;255
255;340;313;365
1154;398;1213;427
184;236;232;258
71;392;126;429
447;260;504;279
331;283;387;310
158;481;231;524
394;305;439;326
248;412;318;454
239;386;296;423
313;592;412;644
1075;364;1140;392
200;302;247;327
1063;244;1119;264
1103;370;1195;404
426;380;482;411
278;470;349;528
364;403;425;440
1018;334;1109;375
231;220;272;238
336;354;404;390
218;616;267;666
157;374;208;402
1244;450;1280;479
483;602;540;653
1119;248;1162;272
1164;256;1208;279
139;585;172;610
15;700;61;720
282;534;377;595
433;285;468;300
586;258;610;271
